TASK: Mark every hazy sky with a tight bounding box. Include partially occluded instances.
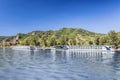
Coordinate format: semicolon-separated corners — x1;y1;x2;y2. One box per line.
0;0;120;35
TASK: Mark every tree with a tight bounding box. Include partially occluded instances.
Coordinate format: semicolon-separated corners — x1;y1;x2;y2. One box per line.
99;35;108;45
88;41;93;45
46;35;57;47
58;35;69;45
94;35;100;45
40;35;47;47
108;30;118;46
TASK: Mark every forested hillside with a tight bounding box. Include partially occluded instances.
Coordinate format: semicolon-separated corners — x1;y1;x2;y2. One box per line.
0;28;120;48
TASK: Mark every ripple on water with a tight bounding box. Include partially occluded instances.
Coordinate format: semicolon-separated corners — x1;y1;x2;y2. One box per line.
0;49;120;80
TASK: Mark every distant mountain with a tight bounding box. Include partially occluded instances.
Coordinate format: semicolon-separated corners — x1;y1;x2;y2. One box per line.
55;28;97;36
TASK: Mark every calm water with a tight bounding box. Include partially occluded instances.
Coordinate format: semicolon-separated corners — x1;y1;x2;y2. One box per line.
0;49;120;80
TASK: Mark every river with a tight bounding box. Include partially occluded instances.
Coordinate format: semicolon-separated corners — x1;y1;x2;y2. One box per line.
0;49;120;80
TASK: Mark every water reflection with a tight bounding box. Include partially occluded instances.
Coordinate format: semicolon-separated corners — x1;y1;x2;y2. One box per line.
111;51;120;80
0;49;119;80
51;50;106;62
30;50;34;60
113;51;120;69
50;50;117;80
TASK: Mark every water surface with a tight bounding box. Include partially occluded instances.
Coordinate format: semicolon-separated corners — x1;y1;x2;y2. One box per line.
0;49;120;80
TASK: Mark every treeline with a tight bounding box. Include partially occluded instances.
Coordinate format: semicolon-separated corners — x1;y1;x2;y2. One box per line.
0;28;120;48
94;30;120;48
18;28;97;47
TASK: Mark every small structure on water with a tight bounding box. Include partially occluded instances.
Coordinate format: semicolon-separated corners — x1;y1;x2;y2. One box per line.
51;45;69;50
51;45;115;51
12;46;40;51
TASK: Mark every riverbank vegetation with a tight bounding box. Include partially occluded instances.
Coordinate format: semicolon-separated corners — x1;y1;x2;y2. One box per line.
0;28;120;48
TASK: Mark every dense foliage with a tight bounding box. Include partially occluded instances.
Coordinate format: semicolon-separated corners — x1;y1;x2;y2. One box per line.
0;28;120;48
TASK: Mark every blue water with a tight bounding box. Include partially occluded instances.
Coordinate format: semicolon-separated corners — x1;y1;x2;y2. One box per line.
0;49;120;80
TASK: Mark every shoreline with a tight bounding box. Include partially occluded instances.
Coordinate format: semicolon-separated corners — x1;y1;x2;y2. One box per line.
0;45;120;52
0;47;120;51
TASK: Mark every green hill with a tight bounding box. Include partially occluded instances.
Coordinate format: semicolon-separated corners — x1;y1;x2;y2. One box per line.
0;28;119;47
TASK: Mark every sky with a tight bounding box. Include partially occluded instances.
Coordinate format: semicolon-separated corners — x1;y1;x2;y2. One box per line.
0;0;120;36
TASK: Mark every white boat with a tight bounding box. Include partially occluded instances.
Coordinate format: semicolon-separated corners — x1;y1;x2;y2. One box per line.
102;45;115;51
12;46;35;50
51;45;69;50
51;45;116;52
